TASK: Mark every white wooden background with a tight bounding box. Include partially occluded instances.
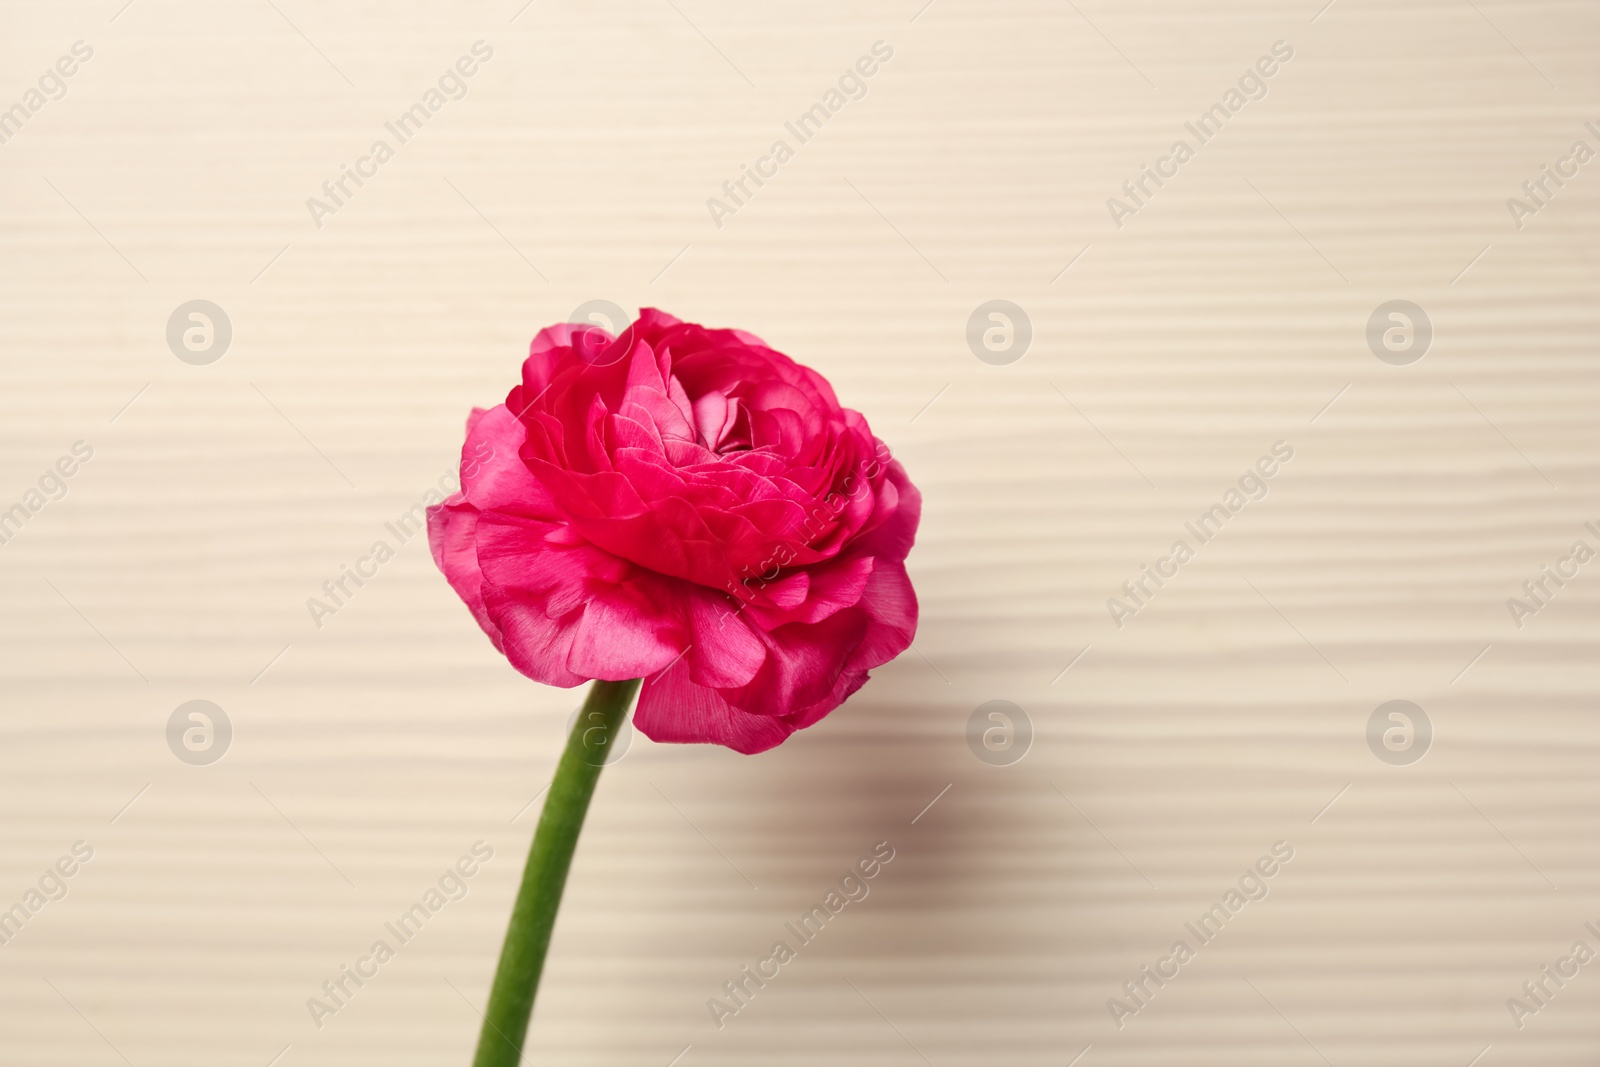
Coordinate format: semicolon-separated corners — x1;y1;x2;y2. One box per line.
2;1;1598;1064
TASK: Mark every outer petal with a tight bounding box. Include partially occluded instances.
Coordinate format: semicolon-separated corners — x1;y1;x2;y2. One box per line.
847;456;921;564
719;605;869;716
427;500;502;652
682;587;766;690
782;667;870;732
475;513;687;685
635;659;798;754
843;561;918;674
459;403;558;518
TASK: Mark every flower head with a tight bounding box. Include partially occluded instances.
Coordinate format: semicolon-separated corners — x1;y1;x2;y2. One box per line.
429;309;919;753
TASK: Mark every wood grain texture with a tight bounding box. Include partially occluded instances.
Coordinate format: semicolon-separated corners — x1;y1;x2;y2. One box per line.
1;0;1598;1064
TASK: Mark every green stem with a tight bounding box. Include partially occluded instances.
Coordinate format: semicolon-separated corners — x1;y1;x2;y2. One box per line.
472;677;641;1067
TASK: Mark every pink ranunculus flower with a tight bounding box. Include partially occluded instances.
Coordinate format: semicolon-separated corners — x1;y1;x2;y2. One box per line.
427;309;920;754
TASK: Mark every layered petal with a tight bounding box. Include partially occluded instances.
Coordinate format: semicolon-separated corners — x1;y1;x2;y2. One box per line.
634;658;800;755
